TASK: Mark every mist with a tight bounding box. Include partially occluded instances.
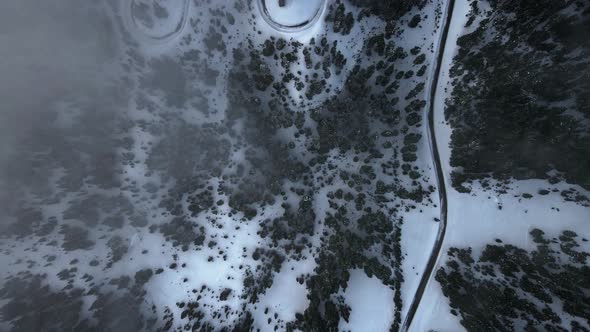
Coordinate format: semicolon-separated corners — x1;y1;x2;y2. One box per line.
0;1;122;215
0;1;588;331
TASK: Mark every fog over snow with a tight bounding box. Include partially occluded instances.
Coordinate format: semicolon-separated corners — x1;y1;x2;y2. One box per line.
0;1;588;331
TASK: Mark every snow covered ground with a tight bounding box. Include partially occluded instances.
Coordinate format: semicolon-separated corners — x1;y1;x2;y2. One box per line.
1;0;588;331
0;0;448;331
410;0;590;330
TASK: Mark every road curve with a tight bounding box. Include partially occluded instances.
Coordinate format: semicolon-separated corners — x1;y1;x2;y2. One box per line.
401;0;455;330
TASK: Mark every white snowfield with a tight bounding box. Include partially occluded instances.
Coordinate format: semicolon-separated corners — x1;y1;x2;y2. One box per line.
0;0;588;331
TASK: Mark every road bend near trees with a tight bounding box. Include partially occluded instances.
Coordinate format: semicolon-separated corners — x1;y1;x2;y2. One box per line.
401;0;455;330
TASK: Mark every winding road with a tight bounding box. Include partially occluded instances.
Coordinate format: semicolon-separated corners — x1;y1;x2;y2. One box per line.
401;0;455;330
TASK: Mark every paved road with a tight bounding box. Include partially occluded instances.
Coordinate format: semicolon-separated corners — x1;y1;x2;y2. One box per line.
401;0;455;330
